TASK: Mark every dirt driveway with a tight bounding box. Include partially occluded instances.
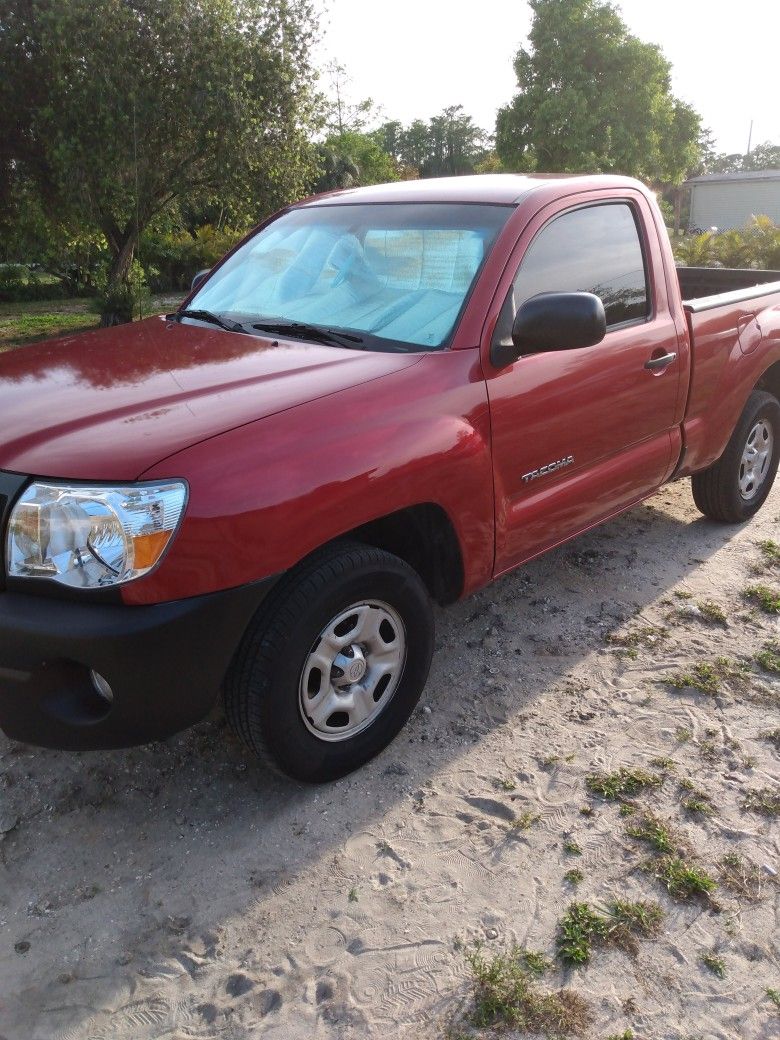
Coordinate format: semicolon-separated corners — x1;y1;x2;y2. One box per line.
1;480;778;1039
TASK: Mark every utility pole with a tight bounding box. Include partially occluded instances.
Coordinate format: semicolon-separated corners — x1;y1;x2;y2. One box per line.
746;119;753;157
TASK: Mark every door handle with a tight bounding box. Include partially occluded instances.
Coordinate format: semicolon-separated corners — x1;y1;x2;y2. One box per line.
644;351;677;371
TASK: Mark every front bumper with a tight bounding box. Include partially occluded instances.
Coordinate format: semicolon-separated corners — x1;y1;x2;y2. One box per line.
0;578;277;750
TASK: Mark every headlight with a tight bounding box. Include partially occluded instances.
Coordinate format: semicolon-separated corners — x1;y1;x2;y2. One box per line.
6;480;187;589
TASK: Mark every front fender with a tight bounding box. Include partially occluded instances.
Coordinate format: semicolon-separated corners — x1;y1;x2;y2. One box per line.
128;350;494;604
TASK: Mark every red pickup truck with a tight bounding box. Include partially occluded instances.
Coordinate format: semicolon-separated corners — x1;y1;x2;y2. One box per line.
2;174;779;781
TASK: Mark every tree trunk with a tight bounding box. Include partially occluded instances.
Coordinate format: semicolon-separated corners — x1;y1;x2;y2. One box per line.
673;187;683;237
100;232;138;327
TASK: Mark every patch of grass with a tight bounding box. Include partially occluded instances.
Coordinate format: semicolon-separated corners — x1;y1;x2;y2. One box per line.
675;727;692;743
646;855;716;901
744;584;780;614
701;952;726;979
697;600;727;625
563;838;582;855
564;868;584;885
618;802;637;817
761;728;780;750
511;810;541;832
663;657;747;696
579;805;594;817
674;590;693;600
0;308;99;348
767;988;780;1009
625;812;679;855
682;794;715;818
698;739;719;762
520;949;552;977
465;943;591;1034
556;900;664;965
586;767;662;801
495;776;516;791
742;788;780;817
606;1031;634;1040
348;887;359;903
605;624;668;659
719;853;767;901
756;640;780;674
610;900;664;934
556;903;610;965
649;756;675;770
757;539;780;567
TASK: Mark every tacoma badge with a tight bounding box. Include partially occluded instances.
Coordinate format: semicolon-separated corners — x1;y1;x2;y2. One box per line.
522;455;574;484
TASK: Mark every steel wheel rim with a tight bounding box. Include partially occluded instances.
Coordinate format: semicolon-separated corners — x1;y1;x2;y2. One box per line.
739;419;774;500
298;600;407;743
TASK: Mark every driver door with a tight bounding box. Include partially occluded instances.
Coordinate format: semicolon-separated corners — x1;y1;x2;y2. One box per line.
485;192;683;576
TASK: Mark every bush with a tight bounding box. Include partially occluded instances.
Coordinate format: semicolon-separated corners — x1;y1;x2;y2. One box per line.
0;263;67;302
94;260;150;326
675;215;780;270
140;224;243;291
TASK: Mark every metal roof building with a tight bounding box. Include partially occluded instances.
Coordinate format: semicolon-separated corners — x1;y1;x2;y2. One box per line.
686;170;780;231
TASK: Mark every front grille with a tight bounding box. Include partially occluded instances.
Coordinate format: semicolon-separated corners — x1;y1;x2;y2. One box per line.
0;471;28;591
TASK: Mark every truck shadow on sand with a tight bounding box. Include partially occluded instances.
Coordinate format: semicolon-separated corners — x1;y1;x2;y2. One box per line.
0;485;761;1039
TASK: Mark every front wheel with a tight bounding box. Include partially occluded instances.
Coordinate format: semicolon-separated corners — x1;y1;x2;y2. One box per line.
691;390;780;523
224;542;434;782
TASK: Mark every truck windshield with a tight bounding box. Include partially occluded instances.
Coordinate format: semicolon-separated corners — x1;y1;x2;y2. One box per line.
189;202;512;351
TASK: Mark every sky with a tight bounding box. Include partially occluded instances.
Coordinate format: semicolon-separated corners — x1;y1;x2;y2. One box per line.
315;0;779;155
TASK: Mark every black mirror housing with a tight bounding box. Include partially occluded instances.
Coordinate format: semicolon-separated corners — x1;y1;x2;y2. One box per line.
191;268;211;292
492;291;607;367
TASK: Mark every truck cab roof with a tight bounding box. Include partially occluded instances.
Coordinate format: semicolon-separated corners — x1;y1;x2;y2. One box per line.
299;173;649;207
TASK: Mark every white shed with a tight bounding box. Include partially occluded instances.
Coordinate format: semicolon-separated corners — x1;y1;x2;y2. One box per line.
686;170;780;231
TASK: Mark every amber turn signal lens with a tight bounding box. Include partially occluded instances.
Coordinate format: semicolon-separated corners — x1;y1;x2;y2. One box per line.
131;530;173;571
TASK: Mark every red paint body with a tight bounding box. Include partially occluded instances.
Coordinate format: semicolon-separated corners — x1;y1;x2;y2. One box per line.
2;174;779;608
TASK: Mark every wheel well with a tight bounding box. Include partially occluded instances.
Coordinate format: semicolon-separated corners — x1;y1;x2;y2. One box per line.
757;361;780;404
344;504;465;606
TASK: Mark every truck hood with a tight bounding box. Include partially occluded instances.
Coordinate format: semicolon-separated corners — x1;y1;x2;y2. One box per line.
0;317;421;480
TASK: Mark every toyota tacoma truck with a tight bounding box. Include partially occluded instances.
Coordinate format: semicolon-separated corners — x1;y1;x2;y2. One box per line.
2;174;779;782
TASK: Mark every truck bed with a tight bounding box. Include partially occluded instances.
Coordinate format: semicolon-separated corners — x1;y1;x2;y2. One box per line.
677;267;780;480
678;265;780;311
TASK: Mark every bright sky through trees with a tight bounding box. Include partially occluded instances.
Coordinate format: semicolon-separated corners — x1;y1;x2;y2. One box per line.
317;0;778;155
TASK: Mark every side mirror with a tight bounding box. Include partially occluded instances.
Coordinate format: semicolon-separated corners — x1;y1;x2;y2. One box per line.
191;268;211;292
492;291;606;367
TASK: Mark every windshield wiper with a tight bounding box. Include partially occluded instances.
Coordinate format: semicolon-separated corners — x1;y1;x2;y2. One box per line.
170;308;247;333
251;319;365;349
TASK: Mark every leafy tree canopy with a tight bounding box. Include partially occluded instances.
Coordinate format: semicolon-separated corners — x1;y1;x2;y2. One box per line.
376;107;491;178
707;141;780;174
496;0;702;184
0;0;321;297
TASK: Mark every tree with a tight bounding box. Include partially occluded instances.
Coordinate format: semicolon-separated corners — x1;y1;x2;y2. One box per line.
0;0;320;321
424;106;490;177
375;108;491;179
313;132;400;192
707;141;780;174
496;0;702;184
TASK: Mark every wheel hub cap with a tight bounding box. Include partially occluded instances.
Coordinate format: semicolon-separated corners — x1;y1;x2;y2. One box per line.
333;646;367;685
739;419;773;500
298;601;407;743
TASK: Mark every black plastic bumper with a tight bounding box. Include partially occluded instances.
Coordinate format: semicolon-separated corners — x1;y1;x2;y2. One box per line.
0;578;277;750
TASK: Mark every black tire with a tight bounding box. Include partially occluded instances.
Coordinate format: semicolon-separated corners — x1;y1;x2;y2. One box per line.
224;541;434;782
691;390;780;523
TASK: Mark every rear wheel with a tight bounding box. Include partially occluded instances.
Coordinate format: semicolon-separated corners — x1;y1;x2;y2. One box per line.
224;542;434;782
691;390;780;523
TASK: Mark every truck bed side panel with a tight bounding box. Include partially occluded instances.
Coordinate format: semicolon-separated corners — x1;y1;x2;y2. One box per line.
680;289;780;476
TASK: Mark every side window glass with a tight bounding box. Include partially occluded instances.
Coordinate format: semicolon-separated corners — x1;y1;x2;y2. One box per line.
494;203;650;345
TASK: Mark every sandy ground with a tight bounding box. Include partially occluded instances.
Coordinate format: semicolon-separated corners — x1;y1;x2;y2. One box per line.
1;479;778;1040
